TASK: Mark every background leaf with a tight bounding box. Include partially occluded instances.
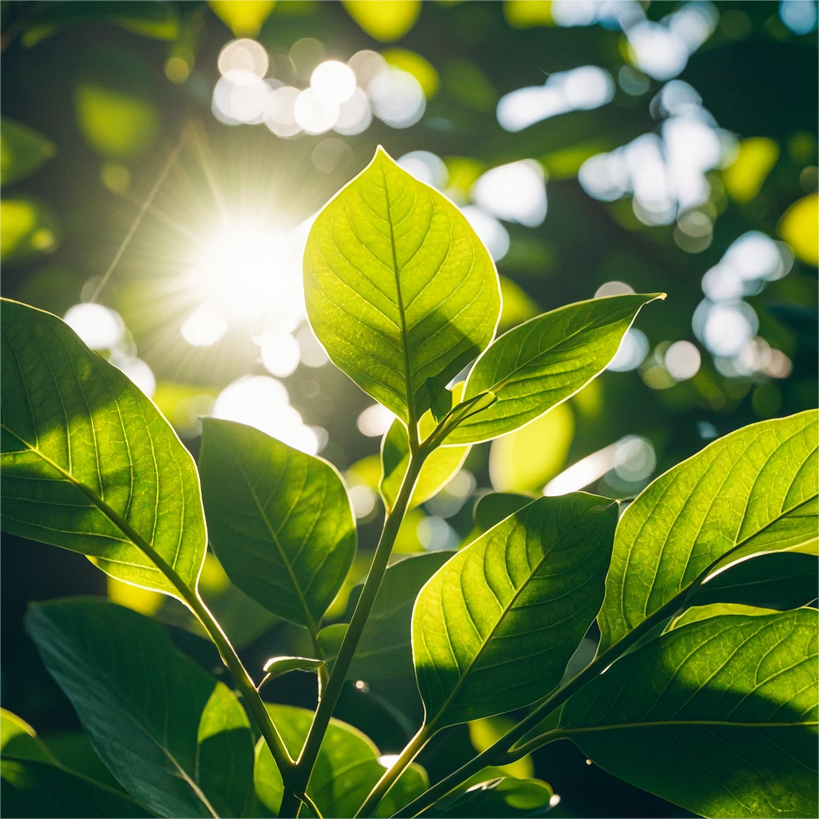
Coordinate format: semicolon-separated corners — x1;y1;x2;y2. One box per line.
254;704;427;818
419;776;554;818
318;551;454;681
599;410;818;650
1;299;206;597
199;418;356;630
304;147;500;426
558;608;818;819
342;0;421;42
446;294;661;444
0;118;56;185
25;598;254;818
1;758;154;818
413;494;617;729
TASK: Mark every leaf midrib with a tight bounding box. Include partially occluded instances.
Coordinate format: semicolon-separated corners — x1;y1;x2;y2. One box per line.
425;510;608;727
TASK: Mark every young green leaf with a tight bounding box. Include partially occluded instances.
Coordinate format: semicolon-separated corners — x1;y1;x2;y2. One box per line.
0;118;56;185
254;704;427;817
199;418;356;631
418;777;554;818
557;609;818;819
381;383;471;513
445;294;662;444
25;598;253;819
1;758;154;818
599;410;818;651
413;493;617;730
318;551;454;680
304;146;501;427
1;709;58;765
0;299;206;597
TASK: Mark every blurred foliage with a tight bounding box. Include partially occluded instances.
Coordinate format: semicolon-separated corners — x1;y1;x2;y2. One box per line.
2;1;816;816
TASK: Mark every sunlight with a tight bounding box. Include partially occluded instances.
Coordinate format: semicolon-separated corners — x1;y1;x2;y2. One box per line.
191;224;300;319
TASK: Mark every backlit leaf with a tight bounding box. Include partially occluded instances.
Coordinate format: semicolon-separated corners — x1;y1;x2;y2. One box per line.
558;609;818;819
1;299;206;597
74;83;160;160
413;494;617;729
199;418;356;630
0;197;59;264
254;704;427;817
304;147;500;428
208;0;276;37
488;402;574;493
446;294;661;444
342;0;421;42
598;410;818;651
0;119;56;185
778;193;818;266
25;598;253;818
723;137;779;203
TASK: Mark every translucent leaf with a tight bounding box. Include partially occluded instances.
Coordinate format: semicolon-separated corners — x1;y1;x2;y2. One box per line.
413;494;617;729
0;119;56;185
342;0;421;42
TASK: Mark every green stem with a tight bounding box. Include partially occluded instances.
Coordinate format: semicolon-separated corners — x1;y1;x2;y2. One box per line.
355;725;432;818
393;590;692;818
76;489;298;781
288;447;428;806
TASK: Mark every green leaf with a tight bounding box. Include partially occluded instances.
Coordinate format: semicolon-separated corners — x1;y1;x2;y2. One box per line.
668;602;780;630
428;377;453;424
25;598;253;818
381;383;471;513
445;294;662;444
42;732;123;791
342;0;422;42
209;0;276;37
557;609;818;819
419;777;554;818
0;119;56;185
0;299;206;597
488;402;574;493
1;759;154;818
254;704;427;817
199;418;356;630
0;196;60;264
263;656;325;677
599;410;818;651
473;492;536;532
304;146;500;427
690;551;818;611
318;551;454;680
413;494;617;729
1;709;57;764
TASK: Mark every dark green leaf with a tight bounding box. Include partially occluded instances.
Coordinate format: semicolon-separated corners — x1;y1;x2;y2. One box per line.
473;492;536;533
199;418;356;630
558;609;818;819
25;598;254;818
413;494;617;729
446;294;662;444
690;551;818;610
420;776;554;817
599;410;818;651
0;119;56;185
1;759;154;818
254;704;427;818
318;551;454;680
304;147;501;427
428;378;453;424
0;299;206;597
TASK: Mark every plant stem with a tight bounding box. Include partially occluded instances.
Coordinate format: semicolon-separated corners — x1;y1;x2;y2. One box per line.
286;448;428;810
75;488;298;781
393;591;691;818
355;725;431;818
